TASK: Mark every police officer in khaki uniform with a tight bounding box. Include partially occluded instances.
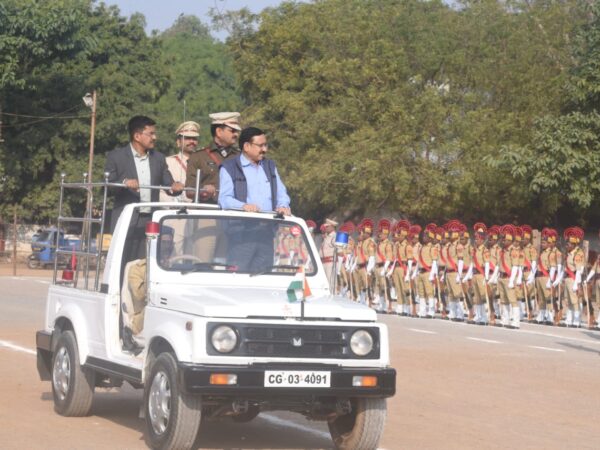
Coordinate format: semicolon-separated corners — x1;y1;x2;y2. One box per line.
445;221;465;321
185;112;241;202
535;228;554;324
521;225;538;322
319;218;338;288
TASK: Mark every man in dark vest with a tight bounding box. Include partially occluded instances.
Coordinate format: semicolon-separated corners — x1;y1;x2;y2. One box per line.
219;127;291;271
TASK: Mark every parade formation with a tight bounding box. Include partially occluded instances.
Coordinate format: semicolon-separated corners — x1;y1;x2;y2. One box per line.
314;218;600;330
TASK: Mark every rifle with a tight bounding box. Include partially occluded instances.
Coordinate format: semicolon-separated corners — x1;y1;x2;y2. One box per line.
522;279;532;322
484;276;494;325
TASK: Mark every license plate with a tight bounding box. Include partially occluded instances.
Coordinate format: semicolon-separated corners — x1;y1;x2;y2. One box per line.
264;370;331;388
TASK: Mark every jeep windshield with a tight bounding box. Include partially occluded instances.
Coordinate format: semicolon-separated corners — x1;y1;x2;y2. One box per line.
157;215;317;275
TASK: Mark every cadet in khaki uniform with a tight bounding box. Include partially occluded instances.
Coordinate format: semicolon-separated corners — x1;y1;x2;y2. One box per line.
360;219;378;308
374;219;394;312
486;225;502;325
520;225;538;322
406;225;421;317
561;227;585;327
338;222;355;298
471;223;491;325
445;221;465;321
389;220;411;315
458;224;475;323
353;219;376;305
535;228;554;323
436;226;449;318
497;225;522;329
416;224;439;318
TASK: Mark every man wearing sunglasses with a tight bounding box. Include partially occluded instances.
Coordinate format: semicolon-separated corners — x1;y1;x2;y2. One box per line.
185;111;242;203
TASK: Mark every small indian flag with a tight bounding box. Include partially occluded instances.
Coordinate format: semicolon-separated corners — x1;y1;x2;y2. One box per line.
287;266;312;302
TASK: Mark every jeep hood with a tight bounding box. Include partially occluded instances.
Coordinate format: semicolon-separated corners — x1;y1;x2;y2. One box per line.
151;284;376;321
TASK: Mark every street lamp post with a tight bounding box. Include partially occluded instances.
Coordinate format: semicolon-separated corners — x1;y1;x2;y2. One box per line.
83;91;97;182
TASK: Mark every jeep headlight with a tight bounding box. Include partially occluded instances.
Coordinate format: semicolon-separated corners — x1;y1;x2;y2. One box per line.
350;330;373;356
211;325;238;353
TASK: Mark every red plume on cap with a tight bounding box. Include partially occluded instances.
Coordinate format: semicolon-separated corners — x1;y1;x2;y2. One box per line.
514;226;523;240
408;224;422;237
359;218;374;233
565;226;584;243
501;224;515;239
305;219;316;230
394;219;410;235
436;226;445;236
340;221;355;234
377;218;391;233
473;222;487;234
521;225;532;237
488;225;500;237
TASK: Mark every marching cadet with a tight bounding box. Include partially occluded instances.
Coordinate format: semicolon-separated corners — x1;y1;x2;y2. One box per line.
586;230;600;329
535;228;554;324
338;221;355;298
390;220;411;315
445;221;465;321
521;225;538;322
319;218;338;288
354;219;376;306
458;224;475;323
487;225;502;325
497;225;522;329
471;223;490;325
374;219;394;313
436;225;449;318
548;228;564;325
560;227;585;327
406;224;421;317
350;222;365;302
416;224;439;318
513;226;526;317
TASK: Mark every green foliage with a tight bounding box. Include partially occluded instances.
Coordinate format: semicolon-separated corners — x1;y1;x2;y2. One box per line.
224;0;580;224
154;15;242;148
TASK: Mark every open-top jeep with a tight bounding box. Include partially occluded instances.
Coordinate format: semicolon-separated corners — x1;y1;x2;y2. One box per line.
36;176;396;450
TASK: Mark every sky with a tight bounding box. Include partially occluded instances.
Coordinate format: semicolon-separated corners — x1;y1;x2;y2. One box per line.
102;0;307;38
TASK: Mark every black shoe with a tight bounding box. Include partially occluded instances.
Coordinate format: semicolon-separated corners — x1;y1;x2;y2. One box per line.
122;327;143;355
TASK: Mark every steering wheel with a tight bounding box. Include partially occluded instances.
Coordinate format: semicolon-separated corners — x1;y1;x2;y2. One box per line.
167;254;204;265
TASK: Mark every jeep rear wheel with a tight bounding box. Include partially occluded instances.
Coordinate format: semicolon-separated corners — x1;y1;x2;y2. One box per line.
52;330;95;416
328;397;387;450
144;352;202;450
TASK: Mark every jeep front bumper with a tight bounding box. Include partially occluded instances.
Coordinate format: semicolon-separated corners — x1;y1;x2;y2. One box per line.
178;363;396;397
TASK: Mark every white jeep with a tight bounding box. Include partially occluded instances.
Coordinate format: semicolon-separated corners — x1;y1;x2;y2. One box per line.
36;181;396;450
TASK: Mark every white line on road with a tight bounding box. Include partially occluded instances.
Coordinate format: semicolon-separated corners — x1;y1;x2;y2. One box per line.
528;345;565;353
407;328;438;334
0;340;36;355
467;337;502;344
517;328;600;346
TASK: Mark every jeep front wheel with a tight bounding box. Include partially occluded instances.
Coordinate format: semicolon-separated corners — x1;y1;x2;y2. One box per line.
144;352;202;450
327;397;387;450
52;330;95;416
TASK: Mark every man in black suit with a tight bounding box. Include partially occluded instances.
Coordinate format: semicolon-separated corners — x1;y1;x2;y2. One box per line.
105;115;184;260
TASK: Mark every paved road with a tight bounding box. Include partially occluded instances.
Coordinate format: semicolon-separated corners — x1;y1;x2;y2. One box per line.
1;275;599;449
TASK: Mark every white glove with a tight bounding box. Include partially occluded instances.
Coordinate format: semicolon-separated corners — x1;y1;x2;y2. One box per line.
440;272;445;283
465;263;473;281
573;281;579;292
530;261;537;278
552;270;563;287
366;256;375;274
484;262;490;281
404;259;412;283
508;266;518;289
526;271;534;285
490;266;499;285
380;268;385;277
586;269;596;284
457;259;464;278
545;279;552;289
344;256;352;271
350;260;357;272
575;268;582;285
549;266;556;282
337;256;343;275
289;250;295;262
429;260;438;282
411;265;419;279
516;266;523;286
383;260;390;272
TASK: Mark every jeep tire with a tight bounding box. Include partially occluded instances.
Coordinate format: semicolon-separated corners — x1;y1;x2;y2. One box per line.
144;352;202;450
51;330;95;416
327;397;387;450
